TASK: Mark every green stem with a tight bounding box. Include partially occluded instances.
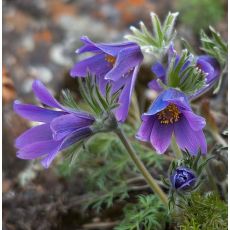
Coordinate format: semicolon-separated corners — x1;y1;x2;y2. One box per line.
115;128;168;206
171;135;183;159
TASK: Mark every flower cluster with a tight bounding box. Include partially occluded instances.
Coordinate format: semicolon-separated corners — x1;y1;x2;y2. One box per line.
14;12;222;167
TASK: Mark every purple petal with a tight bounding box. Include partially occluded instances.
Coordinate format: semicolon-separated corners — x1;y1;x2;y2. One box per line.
145;89;192;116
148;80;163;92
110;77;128;94
163;88;191;110
61;127;92;150
14;100;66;122
77;36;102;54
189;56;220;100
17;140;61;160
198;55;220;78
77;36;136;56
70;53;111;77
144;89;177;116
105;45;143;81
32;80;94;119
167;43;177;64
32;80;63;110
50;114;94;140
41;126;92;168
195;129;207;154
150;119;173;153
151;62;166;81
17;125;92;168
196;58;214;81
174;116;207;155
148;62;166;92
182;110;206;131
114;67;138;122
144;93;168;116
136;115;155;142
15;124;52;149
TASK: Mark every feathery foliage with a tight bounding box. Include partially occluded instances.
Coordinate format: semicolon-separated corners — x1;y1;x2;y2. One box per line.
61;75;120;116
115;195;168;230
57;127;164;212
178;192;227;230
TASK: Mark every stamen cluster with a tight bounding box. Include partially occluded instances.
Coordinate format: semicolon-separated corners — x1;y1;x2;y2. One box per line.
105;54;116;65
157;103;180;124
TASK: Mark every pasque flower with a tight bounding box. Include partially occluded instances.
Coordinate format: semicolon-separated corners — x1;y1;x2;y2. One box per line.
70;36;143;122
14;80;95;168
170;167;197;191
148;46;220;99
136;88;207;154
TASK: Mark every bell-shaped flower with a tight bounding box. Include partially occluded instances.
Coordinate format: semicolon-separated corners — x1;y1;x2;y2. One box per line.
14;80;95;168
70;36;143;122
136;88;207;155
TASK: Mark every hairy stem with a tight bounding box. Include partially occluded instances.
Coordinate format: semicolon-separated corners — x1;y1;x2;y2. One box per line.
115;128;168;206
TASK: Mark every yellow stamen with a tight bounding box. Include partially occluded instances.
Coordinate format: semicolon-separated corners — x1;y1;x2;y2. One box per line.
105;54;116;66
157;104;181;124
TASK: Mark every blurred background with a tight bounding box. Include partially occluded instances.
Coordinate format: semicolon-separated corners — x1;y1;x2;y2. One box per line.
3;0;227;229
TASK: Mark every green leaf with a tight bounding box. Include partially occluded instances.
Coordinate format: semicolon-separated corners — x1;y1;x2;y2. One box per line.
77;75;122;116
200;27;227;67
162;12;179;40
125;11;179;58
151;12;164;46
61;89;79;109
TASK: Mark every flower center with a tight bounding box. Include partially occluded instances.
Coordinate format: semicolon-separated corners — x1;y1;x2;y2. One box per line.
157;103;181;124
105;54;116;66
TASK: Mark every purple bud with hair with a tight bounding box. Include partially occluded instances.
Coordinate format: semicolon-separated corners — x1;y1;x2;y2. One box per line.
170;167;197;191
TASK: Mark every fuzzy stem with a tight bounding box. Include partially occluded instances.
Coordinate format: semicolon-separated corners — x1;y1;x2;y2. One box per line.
171;135;183;159
115;128;168;206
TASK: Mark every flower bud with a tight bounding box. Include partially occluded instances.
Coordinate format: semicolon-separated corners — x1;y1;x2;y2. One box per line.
170;167;196;191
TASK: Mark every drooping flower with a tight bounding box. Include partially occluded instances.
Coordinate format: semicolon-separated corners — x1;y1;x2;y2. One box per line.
148;46;220;99
70;36;144;122
170;167;197;191
14;80;95;168
136;88;207;155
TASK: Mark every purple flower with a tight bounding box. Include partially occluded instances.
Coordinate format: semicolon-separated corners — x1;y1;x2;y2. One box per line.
148;46;220;98
136;88;207;155
14;80;95;168
170;167;196;191
70;36;143;122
